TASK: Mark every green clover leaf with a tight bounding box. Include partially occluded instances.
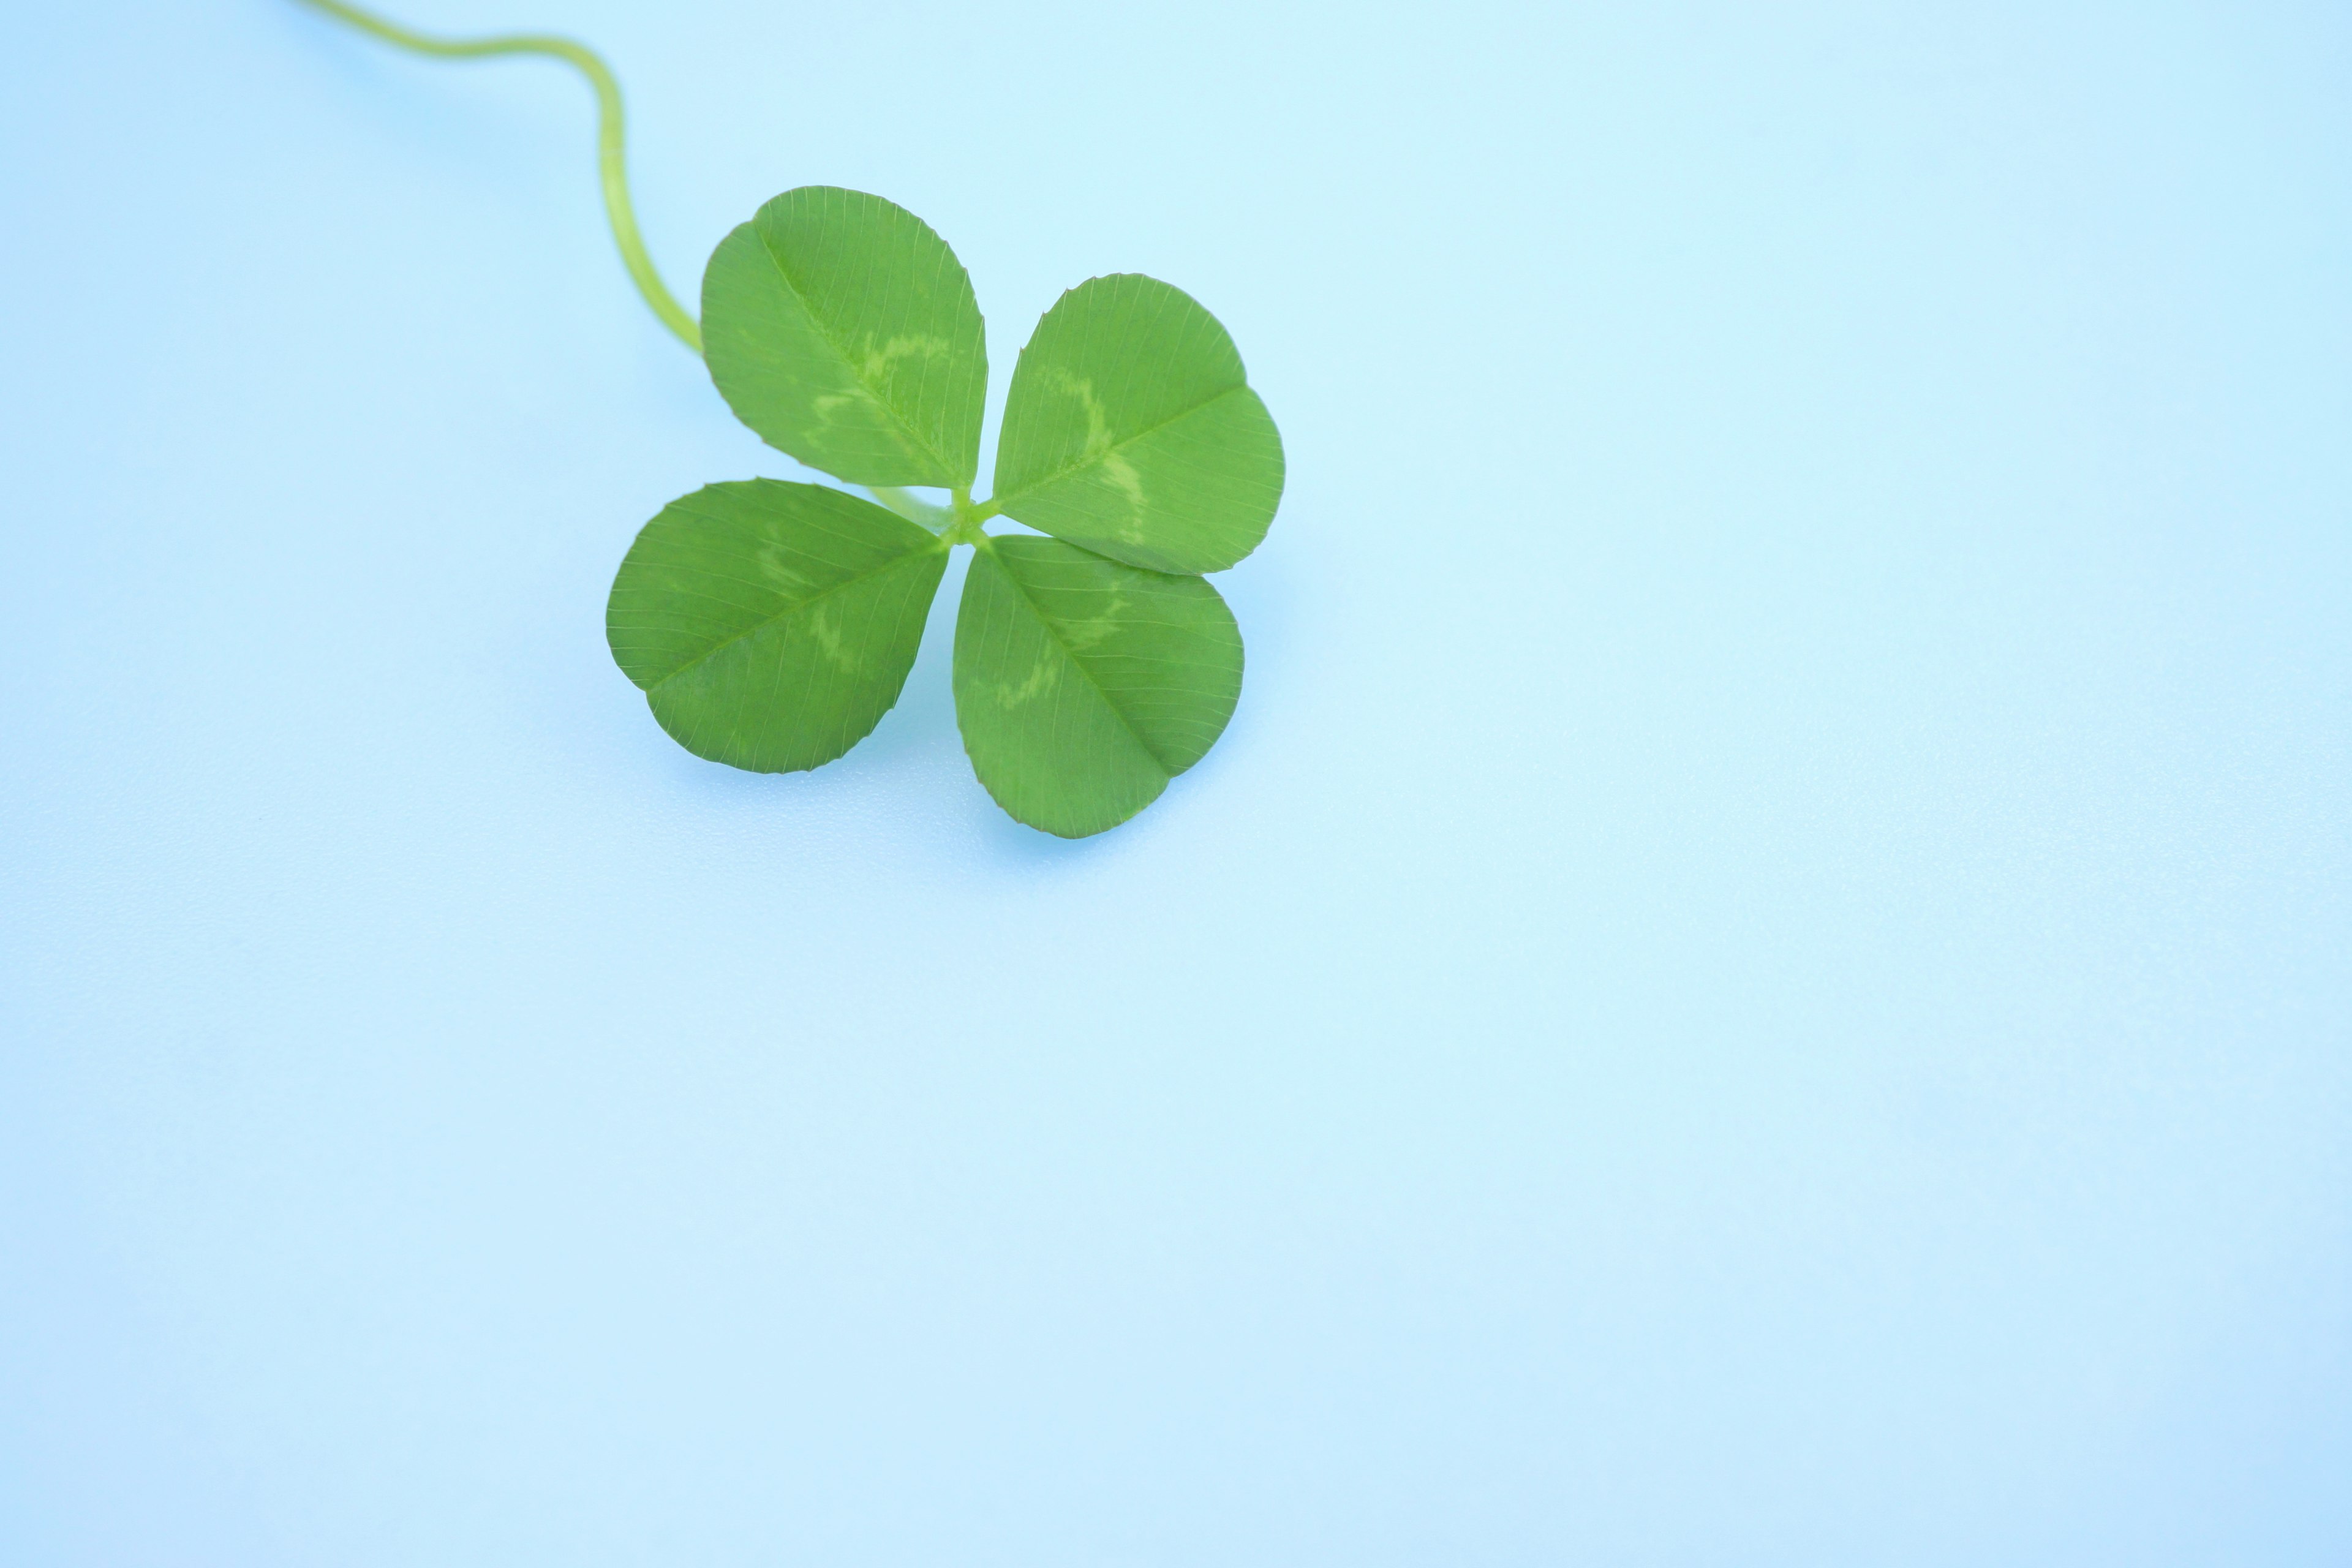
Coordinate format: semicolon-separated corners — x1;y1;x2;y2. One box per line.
606;481;946;773
702;189;987;489
619;186;1283;837
993;275;1285;575
954;536;1243;838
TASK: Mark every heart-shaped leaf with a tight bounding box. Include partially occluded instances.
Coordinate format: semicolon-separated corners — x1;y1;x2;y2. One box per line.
990;274;1283;575
702;187;987;488
608;480;947;772
952;534;1243;837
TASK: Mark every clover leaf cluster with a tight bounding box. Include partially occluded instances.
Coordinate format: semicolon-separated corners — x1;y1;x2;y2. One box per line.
605;187;1285;838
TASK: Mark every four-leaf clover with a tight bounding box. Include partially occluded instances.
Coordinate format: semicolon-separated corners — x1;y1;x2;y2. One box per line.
605;187;1284;837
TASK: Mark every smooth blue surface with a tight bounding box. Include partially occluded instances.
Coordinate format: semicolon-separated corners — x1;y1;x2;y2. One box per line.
4;1;2348;1562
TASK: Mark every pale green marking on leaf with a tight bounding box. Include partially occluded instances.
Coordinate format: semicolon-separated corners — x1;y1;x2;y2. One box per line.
753;541;817;593
1050;575;1129;652
1047;369;1149;543
990;650;1061;709
864;333;956;384
805;603;856;671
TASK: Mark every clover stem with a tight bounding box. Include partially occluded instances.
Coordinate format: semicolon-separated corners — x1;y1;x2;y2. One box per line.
867;486;953;533
936;488;997;548
938;495;991;549
290;0;703;353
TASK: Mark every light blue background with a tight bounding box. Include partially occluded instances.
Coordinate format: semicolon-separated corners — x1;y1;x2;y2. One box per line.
4;1;2348;1562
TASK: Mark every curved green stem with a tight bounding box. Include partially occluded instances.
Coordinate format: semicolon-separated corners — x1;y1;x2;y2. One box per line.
293;0;701;353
